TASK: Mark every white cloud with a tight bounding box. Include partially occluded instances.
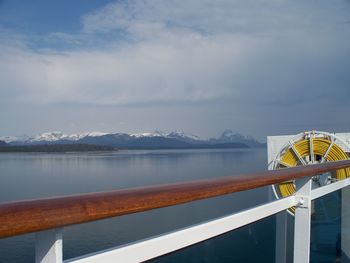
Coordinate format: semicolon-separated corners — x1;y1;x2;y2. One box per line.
81;0;349;37
0;32;264;105
0;0;349;108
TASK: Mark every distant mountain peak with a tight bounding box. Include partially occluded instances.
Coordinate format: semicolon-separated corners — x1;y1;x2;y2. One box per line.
33;131;67;142
0;135;31;143
0;131;109;144
167;130;201;141
217;129;258;146
0;130;264;148
130;130;167;138
129;130;200;141
220;129;237;138
69;132;108;140
220;129;239;136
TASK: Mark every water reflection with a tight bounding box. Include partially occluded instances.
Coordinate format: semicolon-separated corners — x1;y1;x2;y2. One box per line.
0;148;269;262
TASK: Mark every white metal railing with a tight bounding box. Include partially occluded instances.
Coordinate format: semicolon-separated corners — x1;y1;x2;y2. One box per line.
33;177;350;263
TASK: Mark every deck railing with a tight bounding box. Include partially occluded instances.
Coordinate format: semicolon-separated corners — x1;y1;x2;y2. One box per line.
1;159;350;263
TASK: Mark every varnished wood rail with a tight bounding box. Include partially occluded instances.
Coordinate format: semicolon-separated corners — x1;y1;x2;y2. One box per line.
1;159;350;239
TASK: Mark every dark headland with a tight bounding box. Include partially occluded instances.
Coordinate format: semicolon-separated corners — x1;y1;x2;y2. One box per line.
0;143;116;153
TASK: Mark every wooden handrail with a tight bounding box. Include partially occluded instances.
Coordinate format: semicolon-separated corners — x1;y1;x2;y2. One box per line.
1;159;350;239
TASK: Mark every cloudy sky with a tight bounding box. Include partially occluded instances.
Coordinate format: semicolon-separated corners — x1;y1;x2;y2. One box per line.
0;0;350;141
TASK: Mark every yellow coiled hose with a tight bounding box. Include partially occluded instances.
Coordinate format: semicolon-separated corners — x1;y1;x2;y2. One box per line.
276;138;350;213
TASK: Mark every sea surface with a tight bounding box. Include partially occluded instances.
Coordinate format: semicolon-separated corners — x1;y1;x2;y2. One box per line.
0;148;340;262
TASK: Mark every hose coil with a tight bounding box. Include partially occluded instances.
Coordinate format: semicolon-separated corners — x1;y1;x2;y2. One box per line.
272;132;350;214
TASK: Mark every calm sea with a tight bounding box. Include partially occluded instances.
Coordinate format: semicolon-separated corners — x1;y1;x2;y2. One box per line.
0;148;334;262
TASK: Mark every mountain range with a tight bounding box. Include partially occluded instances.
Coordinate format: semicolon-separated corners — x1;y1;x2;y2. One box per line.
0;130;265;150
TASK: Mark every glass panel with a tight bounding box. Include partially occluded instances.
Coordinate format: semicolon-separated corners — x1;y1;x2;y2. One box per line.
310;189;342;263
340;186;350;262
0;234;34;263
148;215;276;263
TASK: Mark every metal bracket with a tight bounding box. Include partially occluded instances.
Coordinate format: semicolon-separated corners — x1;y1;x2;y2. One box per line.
295;196;310;209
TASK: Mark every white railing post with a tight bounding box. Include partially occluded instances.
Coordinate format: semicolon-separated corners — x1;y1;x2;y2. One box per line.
293;177;312;263
35;228;63;263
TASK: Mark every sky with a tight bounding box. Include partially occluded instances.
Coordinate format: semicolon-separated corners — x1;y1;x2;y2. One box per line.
0;0;350;141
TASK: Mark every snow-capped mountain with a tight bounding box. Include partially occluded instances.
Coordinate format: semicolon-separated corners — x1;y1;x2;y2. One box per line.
33;131;69;142
0;136;18;143
1;130;264;149
219;129;256;142
0;135;31;143
212;129;261;147
129;130;200;142
167;130;201;142
32;131;109;142
130;130;167;138
1;131;109;144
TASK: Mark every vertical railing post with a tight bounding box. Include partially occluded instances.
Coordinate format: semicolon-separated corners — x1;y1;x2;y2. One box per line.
293;177;312;263
35;228;63;263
